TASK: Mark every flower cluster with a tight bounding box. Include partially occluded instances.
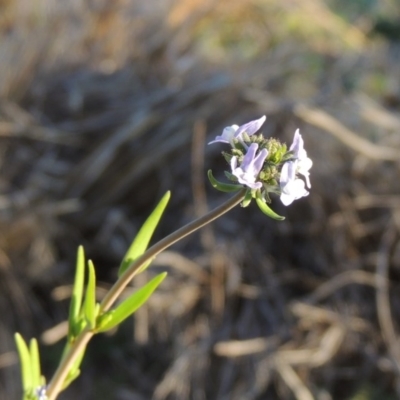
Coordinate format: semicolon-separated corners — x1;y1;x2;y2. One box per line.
208;116;312;218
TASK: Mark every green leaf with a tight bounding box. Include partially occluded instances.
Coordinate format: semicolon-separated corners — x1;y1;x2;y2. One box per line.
241;189;253;207
69;246;85;338
96;310;114;331
208;170;243;192
29;339;41;389
118;192;170;276
255;192;285;220
97;272;167;332
59;342;86;391
14;333;32;392
62;368;81;390
83;260;97;328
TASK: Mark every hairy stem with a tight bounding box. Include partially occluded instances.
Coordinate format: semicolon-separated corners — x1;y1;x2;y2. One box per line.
46;188;246;399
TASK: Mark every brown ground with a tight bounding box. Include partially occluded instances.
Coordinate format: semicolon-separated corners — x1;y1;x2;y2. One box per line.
0;1;400;399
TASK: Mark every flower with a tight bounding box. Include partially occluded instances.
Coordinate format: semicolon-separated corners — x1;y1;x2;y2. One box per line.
35;386;48;400
230;143;268;189
279;161;309;206
209;115;266;145
289;129;312;188
279;130;312;206
207;116;312;218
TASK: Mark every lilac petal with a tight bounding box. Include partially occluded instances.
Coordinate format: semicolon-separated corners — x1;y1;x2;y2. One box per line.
289;129;307;159
280;131;312;205
289;129;312;187
234;115;266;139
208;116;266;144
280;179;308;206
236;174;262;190
240;144;267;179
35;386;48;400
298;157;312;188
252;148;269;175
241;143;259;170
280;160;309;205
231;143;267;190
209;125;239;145
230;155;238;171
279;161;296;187
289;129;302;152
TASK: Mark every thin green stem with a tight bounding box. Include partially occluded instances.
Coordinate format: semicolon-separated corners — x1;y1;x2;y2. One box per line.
46;329;93;400
100;188;246;312
45;188;246;399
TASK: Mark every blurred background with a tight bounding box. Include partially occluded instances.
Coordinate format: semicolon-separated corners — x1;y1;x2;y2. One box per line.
0;0;400;399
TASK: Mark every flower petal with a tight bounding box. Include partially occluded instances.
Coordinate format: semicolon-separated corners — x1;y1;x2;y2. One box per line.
253;148;269;174
287;129;313;190
234;115;266;139
208;116;266;145
230;155;238;171
290;129;306;158
280;178;309;206
279;160;296;187
279;160;309;206
231;143;266;190
208;125;239;145
298;157;313;188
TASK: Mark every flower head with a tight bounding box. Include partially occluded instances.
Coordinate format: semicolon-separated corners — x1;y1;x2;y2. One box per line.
230;143;268;189
279;129;312;206
207;115;312;219
209;115;266;145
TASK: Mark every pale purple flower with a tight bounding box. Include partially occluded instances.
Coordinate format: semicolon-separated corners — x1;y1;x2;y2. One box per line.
279;161;309;206
230;143;268;189
280;130;312;206
209;115;266;145
35;386;48;400
289;129;312;188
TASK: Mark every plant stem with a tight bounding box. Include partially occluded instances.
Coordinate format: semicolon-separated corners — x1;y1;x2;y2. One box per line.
46;329;93;400
46;188;246;399
100;188;246;312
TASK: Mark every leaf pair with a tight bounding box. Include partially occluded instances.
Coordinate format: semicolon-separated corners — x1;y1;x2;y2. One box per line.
98;192;171;330
68;247;98;340
14;335;45;399
97;272;167;332
61;247;98;390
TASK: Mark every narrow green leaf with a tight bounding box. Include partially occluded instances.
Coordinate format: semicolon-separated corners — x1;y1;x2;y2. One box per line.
14;333;32;392
207;170;243;192
59;342;86;391
255;193;285;221
69;246;85;338
96;310;114;332
83;260;97;328
29;339;41;389
241;189;253;207
62;368;80;390
118;192;170;276
97;272;167;332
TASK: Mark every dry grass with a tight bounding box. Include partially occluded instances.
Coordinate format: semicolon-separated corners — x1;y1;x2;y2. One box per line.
1;0;400;399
